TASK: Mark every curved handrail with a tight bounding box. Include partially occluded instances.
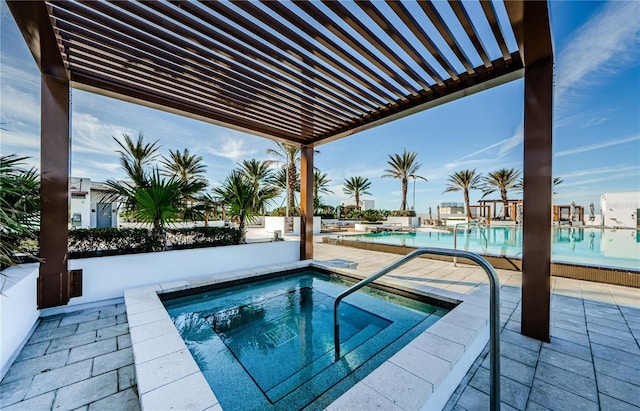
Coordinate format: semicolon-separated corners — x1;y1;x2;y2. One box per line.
333;247;501;411
453;222;488;266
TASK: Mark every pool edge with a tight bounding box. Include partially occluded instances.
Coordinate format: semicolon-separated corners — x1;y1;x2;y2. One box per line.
124;259;490;410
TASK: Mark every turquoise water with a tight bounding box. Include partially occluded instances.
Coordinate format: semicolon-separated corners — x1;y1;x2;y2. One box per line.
162;270;449;411
349;227;640;270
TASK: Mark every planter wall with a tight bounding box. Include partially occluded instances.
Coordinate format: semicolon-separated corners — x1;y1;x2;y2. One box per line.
386;216;420;227
68;240;300;306
1;264;39;379
264;216;321;235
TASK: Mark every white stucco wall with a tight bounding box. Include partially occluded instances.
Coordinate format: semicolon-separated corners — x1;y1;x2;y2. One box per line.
68;241;300;305
264;216;321;235
601;192;640;228
0;264;39;379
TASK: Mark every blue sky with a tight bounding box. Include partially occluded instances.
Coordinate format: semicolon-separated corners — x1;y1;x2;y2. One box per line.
1;1;639;213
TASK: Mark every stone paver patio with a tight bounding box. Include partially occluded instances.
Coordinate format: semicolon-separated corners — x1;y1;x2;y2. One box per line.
1;242;638;410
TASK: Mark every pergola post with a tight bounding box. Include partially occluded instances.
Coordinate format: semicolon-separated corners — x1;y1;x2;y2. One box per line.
518;1;554;342
38;74;71;308
299;145;314;260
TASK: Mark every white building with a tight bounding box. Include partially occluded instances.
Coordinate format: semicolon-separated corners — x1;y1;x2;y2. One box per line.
70;177;118;229
340;199;375;210
600;192;640;228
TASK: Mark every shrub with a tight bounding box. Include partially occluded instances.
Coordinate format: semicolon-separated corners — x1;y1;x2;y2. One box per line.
361;209;383;222
166;227;242;249
389;210;416;217
346;209;364;219
270;207;300;217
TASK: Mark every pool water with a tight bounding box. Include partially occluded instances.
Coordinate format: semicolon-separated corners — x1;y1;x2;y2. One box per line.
162;270;449;410
350;227;640;270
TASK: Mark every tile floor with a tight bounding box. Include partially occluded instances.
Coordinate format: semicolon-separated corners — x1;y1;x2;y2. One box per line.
1;243;638;410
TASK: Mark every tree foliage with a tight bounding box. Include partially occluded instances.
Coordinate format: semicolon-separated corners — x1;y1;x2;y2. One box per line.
381;148;427;211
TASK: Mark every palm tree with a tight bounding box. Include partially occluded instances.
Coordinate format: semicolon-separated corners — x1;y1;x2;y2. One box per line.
514;176;564;194
482;168;521;219
212;171;259;243
381;148;427;211
313;170;333;209
0;154;40;268
267;142;300;214
161;148;208;196
103;133;160;210
343;176;371;210
443;169;483;222
130;169;184;251
238;159;280;214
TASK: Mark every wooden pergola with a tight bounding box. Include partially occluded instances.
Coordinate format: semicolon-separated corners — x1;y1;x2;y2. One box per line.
7;0;553;342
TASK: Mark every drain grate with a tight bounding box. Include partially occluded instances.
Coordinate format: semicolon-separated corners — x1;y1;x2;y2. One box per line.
264;323;297;347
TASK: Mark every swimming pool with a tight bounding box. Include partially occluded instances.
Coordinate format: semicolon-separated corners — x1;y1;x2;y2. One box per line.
161;269;450;410
346;227;640;270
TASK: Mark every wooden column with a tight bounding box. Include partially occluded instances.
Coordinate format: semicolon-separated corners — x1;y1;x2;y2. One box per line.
299;145;314;260
519;1;554;342
38;74;71;308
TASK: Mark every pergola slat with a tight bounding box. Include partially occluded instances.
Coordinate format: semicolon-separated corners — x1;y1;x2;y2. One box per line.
60;33;338;135
320;0;432;91
210;2;393;108
480;0;512;62
158;2;366;116
448;1;493;68
356;1;454;84
103;1;354;125
411;0;475;75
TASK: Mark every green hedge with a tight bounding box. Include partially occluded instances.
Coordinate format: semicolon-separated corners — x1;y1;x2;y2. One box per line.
8;227;243;261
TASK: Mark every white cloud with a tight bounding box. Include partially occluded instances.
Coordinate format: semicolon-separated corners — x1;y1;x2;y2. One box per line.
555;135;639;157
204;133;264;163
555;1;640;102
72;113;133;155
0;128;40;150
443;125;523;172
560;165;639;179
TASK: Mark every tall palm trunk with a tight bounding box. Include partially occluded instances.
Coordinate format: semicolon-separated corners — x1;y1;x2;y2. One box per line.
401;178;408;210
355;192;361;210
501;188;509;218
464;189;471;222
287;162;296;212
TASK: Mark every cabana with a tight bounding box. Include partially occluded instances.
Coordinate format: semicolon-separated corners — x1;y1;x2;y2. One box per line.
7;1;554;341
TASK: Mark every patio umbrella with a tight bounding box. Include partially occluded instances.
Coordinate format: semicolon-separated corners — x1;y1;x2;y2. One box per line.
436;205;440;220
516;203;523;224
589;202;595;222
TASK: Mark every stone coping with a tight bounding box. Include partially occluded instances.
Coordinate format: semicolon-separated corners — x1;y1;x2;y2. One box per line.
124;260;491;410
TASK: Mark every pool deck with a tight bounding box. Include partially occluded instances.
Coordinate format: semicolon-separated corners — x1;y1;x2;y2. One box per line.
1;242;639;410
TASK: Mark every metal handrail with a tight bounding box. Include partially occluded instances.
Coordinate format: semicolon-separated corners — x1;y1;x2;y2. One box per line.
333;247;501;411
453;222;488;266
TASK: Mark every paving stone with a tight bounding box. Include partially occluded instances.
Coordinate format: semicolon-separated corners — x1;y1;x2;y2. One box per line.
481;355;535;387
92;347;134;376
72;406;88;411
97;323;131;341
410;332;465;365
47;331;97;354
77;317;117;334
500;329;541;352
25;359;92;399
550;326;591;347
500;341;539;367
0;377;31;407
118;364;136;391
525;400;552;410
543;336;592;361
529;379;598;411
68;338;117;364
592;343;640;369
98;305;126;319
59;310;100;326
14;341;49;362
594;356;640;386
587;315;632;332
538;347;595;379
552;319;588;335
36;319;61;331
469;366;529;410
597;374;640;405
88;388;140;411
599;394;640;411
29;324;78;344
135;349;200;395
389;344;451;388
455;386;490;411
326;381;402;411
128;318;176;345
52;371;118;410
1;391;55;411
534;362;598;402
2;350;69;383
117;313;128;324
589;331;640;355
118;334;132;350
